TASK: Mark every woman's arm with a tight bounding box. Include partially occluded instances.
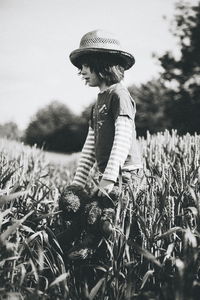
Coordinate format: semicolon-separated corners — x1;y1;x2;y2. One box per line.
72;126;95;188
97;115;133;195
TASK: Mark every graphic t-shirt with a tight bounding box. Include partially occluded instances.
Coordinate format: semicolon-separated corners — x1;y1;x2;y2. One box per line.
90;83;142;173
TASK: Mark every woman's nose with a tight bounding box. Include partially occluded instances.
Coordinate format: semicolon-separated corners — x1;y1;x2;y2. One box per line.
81;69;86;75
81;65;88;75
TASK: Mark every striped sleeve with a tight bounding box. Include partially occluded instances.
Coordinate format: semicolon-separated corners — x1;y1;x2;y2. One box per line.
102;116;133;182
72;126;95;187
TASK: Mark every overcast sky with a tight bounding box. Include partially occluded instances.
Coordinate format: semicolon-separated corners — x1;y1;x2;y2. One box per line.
0;0;179;130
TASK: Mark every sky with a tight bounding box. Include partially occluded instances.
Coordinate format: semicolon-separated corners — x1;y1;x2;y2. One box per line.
0;0;179;130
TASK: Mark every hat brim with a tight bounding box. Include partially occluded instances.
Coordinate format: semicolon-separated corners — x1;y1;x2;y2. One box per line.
69;48;135;70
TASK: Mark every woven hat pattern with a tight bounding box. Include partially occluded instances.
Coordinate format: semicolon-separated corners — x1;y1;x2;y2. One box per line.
69;29;135;70
80;37;121;49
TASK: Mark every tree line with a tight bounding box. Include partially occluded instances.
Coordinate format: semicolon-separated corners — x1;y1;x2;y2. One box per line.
1;0;199;153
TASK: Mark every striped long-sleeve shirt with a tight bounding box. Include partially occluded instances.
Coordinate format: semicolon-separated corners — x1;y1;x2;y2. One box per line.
102;116;133;182
72;115;133;187
72;126;95;187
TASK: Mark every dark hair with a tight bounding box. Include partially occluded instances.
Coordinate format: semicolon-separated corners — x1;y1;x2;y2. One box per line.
77;53;125;86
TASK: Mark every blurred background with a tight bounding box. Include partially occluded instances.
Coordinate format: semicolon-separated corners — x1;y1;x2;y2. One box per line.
0;0;199;153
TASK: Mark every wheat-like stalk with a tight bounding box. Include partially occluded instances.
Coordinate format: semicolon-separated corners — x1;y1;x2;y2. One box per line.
0;131;199;299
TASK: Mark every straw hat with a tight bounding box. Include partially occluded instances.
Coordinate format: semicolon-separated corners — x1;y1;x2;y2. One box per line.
69;29;135;70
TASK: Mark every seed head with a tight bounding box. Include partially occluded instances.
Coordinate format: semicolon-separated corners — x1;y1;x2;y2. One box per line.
59;189;81;214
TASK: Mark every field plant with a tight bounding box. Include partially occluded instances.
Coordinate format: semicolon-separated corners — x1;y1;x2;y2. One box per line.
0;130;199;300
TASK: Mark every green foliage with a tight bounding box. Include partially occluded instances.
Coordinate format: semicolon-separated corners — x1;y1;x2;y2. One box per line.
128;79;174;136
0;122;22;141
131;1;200;137
0;131;200;299
0;139;77;299
81;101;95;123
24;100;88;153
158;0;200;133
160;0;200;87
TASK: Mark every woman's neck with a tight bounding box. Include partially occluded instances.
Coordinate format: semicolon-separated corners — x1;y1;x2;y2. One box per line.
99;82;109;92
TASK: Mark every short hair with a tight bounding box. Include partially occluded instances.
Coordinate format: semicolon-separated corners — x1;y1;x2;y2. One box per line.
77;53;125;86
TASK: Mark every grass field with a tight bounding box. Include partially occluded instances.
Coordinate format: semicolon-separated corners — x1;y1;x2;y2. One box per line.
0;131;200;300
43;150;80;165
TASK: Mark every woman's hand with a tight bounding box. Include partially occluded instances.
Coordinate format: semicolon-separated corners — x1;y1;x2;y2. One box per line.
93;179;115;197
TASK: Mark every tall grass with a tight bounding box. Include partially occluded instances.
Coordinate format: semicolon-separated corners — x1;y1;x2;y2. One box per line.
0;131;199;299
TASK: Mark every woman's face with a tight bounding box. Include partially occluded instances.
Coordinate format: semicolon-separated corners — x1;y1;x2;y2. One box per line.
80;64;102;87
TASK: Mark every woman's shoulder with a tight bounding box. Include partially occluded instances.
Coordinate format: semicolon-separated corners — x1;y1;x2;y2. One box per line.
98;83;132;105
110;83;131;99
110;83;136;112
99;82;127;95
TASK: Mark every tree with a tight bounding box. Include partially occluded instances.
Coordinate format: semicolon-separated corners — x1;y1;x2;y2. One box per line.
128;79;173;136
0;122;22;140
24;101;88;153
80;101;95;122
158;0;200;133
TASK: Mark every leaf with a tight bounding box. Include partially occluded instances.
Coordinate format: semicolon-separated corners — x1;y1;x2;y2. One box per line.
140;270;154;290
24;288;45;295
19;263;26;286
103;239;114;260
38;247;44;272
0;208;11;232
136;215;150;239
45;226;63;254
31;211;61;222
185;206;198;216
184;228;197;248
0;210;33;244
55;252;66;274
89;278;105;300
83;281;89;298
0;168;17;187
48;273;69;288
125;261;138;268
154;226;183;241
42;251;56;274
131;242;162;268
38;275;49;291
0;191;28;206
92;178;115;207
0;256;19;267
20;225;35;234
29;258;39;282
164;243;175;260
95;266;108;273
